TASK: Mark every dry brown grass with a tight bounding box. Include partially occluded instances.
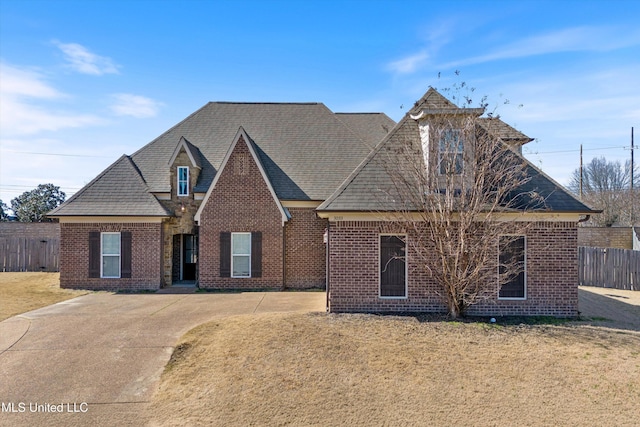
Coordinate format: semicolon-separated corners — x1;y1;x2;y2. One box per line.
150;312;640;426
0;272;87;321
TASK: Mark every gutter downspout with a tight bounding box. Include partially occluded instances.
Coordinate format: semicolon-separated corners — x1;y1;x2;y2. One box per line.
325;223;330;312
578;215;591;223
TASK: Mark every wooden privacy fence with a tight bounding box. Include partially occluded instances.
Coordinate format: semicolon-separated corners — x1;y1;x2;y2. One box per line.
579;246;639;291
0;237;60;272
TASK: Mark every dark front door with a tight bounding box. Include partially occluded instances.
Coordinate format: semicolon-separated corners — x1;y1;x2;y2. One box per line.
182;234;198;281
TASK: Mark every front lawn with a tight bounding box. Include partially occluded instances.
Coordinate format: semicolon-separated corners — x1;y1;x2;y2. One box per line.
150;312;640;426
0;272;87;321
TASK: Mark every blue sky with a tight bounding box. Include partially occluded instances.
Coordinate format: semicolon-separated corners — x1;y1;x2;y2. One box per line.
1;0;639;203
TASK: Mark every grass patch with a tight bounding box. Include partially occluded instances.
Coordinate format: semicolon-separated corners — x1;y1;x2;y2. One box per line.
150;312;640;426
0;272;87;321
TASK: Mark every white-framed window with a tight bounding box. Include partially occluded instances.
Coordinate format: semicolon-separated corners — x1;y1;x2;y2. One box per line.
379;234;407;298
438;129;463;175
231;232;251;278
177;166;189;196
498;235;526;300
101;232;121;278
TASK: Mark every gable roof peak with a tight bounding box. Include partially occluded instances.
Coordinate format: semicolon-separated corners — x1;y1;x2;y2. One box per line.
409;87;484;119
168;136;202;168
194;126;290;225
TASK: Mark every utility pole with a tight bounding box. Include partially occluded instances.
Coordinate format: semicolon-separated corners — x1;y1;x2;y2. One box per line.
631;127;635;225
579;144;583;201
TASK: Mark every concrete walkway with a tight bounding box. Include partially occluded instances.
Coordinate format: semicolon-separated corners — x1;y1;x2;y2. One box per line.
0;291;326;427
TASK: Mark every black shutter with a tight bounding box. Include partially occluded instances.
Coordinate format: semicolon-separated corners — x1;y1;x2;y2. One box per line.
251;232;262;278
220;232;231;277
121;231;132;278
89;232;100;278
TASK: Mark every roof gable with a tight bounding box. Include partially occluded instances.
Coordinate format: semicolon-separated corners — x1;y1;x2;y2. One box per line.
130;102;390;200
49;155;169;217
194;127;290;225
318;88;596;215
168;136;203;168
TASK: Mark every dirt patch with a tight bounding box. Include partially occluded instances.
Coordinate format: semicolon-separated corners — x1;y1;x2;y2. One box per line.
0;272;87;321
150;312;640;426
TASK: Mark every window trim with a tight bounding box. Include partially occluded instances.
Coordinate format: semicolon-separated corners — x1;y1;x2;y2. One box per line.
177;166;189;196
231;232;251;278
437;128;463;176
379;233;408;299
101;232;121;279
497;235;527;300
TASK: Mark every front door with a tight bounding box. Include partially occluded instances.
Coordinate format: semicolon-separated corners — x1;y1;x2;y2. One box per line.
181;234;198;281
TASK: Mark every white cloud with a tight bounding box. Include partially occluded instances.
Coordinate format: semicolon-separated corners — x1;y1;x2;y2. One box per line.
54;41;120;75
0;63;103;135
109;93;163;118
445;26;640;69
387;50;430;74
0;63;62;98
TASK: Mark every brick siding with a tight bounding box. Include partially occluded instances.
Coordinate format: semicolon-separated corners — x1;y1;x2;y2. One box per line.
328;220;579;317
198;136;284;289
284;208;327;289
59;222;162;291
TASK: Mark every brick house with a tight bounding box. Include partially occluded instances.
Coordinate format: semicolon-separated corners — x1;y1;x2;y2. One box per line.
49;102;394;291
316;89;597;316
50;88;595;316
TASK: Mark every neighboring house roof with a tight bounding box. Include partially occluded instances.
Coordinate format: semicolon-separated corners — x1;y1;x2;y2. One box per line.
49;155;170;217
318;90;597;214
131;102;394;200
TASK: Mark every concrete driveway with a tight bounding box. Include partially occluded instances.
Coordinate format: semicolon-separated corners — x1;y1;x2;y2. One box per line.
0;291;326;427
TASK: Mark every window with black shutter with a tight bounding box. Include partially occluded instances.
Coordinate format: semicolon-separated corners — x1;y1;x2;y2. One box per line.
89;231;132;279
220;231;262;278
380;235;407;298
498;235;526;299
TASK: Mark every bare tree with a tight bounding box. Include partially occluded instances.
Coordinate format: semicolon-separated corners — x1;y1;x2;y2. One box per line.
378;90;544;318
569;157;638;226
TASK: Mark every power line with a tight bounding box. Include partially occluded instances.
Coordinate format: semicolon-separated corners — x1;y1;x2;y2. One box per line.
524;145;627;155
1;149;113;158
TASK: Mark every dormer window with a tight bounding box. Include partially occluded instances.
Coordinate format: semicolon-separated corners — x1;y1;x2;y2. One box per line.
438;129;463;175
178;166;189;196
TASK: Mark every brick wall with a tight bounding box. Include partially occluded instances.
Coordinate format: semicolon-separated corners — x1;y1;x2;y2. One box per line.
284;208;327;289
198;136;284;289
328;220;579;317
577;227;632;249
59;222;162;291
469;222;578;317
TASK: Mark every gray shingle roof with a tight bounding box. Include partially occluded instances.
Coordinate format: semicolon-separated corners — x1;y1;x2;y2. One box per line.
49;155;170;216
131;102;393;200
479;118;533;144
318;92;597;214
335;113;395;148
